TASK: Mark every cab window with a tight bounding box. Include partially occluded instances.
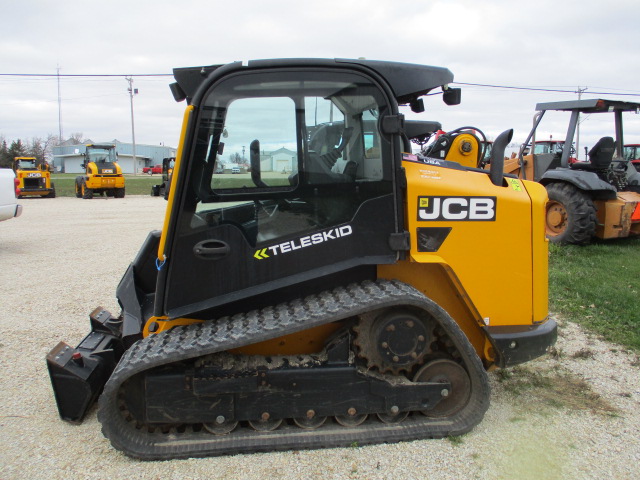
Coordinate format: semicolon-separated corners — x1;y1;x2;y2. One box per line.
181;70;393;247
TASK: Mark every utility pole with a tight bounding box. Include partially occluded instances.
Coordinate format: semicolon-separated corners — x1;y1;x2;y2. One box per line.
57;65;63;144
575;86;588;160
126;77;138;174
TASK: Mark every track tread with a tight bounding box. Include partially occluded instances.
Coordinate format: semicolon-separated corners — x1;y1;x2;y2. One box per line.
98;279;490;460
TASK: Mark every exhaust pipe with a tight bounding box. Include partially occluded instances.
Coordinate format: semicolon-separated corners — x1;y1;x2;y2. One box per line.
489;129;513;186
46;307;124;423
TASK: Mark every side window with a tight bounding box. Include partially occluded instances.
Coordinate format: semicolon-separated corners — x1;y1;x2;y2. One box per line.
182;70;394;248
304;97;383;184
212;97;297;190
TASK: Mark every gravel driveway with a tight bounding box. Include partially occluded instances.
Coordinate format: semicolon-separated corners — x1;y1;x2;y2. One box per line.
0;197;638;480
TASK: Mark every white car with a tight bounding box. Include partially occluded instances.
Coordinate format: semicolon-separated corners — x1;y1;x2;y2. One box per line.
0;169;23;222
231;166;241;174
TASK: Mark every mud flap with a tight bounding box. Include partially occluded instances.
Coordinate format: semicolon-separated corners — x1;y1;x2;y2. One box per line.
46;308;124;423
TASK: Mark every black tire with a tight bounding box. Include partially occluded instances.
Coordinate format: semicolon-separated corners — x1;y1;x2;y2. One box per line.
114;187;125;198
75;177;83;198
545;182;596;244
82;180;93;199
47;183;56;198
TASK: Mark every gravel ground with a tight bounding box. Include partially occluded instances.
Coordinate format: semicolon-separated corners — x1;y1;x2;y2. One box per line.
0;196;638;480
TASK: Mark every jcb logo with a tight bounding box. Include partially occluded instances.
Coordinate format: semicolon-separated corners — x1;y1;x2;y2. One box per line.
418;196;496;221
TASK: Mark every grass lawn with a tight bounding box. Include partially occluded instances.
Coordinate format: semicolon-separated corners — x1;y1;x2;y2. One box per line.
51;174;163;196
549;237;640;351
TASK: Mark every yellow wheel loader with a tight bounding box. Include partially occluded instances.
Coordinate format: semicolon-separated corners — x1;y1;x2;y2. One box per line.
75;144;125;199
47;59;556;460
13;157;55;198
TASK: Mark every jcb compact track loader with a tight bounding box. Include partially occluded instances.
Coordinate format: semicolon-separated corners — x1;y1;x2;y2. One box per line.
13;157;55;198
47;59;556;460
75;144;125;199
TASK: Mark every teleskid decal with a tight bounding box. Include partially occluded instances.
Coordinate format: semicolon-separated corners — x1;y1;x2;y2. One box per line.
254;225;353;260
418;196;497;221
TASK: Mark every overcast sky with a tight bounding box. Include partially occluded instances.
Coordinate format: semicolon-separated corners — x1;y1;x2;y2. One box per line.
2;0;639;159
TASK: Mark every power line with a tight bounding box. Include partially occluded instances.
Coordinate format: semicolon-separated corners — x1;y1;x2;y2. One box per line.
0;73;172;77
453;82;640;97
1;73;639;97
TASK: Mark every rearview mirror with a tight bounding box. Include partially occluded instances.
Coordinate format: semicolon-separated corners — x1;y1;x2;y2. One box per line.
443;88;461;106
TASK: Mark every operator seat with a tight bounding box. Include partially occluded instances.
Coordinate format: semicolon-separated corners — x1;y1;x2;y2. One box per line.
570;136;615;172
290;126;356;185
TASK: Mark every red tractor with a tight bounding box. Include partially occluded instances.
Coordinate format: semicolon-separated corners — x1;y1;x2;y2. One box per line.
624;144;640;172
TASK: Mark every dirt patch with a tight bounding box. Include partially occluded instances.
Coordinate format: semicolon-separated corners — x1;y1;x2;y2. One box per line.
495;364;618;415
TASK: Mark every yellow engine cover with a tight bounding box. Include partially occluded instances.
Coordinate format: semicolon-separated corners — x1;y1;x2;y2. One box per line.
395;159;549;330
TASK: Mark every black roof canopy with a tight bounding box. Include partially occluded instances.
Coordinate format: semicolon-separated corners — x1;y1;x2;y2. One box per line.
536;99;640;113
172;58;454;105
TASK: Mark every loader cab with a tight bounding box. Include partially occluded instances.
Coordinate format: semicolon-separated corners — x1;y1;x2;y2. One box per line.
161;61;454;319
85;145;117;165
14;157;38;171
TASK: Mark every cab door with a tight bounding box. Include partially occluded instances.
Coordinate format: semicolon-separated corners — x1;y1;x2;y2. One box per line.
162;68;402;319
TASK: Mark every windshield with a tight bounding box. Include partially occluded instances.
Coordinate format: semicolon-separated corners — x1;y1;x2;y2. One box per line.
87;147;117;163
533;142;564;155
18;159;37;169
623;145;639;161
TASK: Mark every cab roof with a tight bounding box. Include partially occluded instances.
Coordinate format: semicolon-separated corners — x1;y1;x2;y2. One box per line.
172;58;454;106
536;99;640;113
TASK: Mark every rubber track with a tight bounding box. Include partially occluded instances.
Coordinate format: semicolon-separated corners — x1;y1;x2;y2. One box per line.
98;279;490;460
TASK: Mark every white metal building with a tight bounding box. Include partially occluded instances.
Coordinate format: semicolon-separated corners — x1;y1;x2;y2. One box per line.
52;140;177;174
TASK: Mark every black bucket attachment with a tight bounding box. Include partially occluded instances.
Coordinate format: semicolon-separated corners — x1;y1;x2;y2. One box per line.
46;307;124;423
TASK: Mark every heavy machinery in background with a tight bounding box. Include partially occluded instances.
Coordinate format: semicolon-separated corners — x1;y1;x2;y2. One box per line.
150;157;175;198
75;144;125;199
47;59;556;460
504;99;640;244
13;157;55;198
624;144;640;172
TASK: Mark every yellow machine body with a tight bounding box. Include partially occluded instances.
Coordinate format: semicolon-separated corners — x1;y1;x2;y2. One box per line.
84;162;125;190
379;157;549;362
75;144;125;198
13;157;55;197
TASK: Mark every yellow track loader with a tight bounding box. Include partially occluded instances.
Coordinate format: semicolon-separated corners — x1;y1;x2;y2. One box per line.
47;58;556;460
13;157;55;198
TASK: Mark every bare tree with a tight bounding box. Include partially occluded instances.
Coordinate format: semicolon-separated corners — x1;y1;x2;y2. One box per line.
68;132;84;144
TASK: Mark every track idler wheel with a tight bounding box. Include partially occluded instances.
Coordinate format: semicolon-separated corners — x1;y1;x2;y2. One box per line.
203;417;238;435
414;359;471;418
248;414;282;432
376;408;409;424
335;408;368;426
293;412;327;430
